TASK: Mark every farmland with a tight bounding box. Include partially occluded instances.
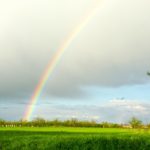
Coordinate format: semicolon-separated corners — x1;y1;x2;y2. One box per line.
0;127;150;150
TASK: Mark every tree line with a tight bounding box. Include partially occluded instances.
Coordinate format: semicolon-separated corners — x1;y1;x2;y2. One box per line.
0;117;149;128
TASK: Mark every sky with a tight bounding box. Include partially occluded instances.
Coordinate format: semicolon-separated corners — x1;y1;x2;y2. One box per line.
0;0;150;123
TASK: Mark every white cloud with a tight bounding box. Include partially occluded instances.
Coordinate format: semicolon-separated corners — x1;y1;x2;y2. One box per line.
1;99;150;122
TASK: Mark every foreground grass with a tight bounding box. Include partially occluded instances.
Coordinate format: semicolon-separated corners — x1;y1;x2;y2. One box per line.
0;127;150;150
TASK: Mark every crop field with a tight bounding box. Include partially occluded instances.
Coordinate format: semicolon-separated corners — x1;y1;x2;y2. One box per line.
0;127;150;150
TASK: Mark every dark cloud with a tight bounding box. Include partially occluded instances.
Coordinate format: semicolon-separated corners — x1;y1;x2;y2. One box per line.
0;0;150;100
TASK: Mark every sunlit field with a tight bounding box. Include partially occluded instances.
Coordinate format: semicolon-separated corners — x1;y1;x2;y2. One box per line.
0;127;150;150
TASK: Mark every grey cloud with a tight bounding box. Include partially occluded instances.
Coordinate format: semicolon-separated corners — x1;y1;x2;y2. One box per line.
0;0;150;99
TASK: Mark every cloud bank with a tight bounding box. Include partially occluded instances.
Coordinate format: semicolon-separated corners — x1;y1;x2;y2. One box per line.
0;0;150;99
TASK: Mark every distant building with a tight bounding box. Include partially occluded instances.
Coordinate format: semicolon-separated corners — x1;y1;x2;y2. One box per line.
122;124;132;128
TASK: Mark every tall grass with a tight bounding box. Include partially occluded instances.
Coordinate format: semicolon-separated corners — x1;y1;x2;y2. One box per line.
0;127;150;150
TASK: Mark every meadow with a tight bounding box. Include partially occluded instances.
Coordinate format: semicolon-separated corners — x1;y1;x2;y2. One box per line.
0;127;150;150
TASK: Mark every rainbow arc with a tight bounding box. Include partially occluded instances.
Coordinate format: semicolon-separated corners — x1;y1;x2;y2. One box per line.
23;0;102;121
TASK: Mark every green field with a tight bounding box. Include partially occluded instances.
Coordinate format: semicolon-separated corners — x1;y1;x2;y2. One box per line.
0;127;150;150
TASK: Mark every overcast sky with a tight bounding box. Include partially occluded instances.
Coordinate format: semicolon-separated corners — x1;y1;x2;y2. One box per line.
0;0;150;122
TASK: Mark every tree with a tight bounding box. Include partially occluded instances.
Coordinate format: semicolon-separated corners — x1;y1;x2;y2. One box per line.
32;117;46;127
0;119;5;126
129;117;142;128
147;72;150;76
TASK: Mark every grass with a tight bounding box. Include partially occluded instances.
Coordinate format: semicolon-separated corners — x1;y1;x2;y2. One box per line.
0;127;150;150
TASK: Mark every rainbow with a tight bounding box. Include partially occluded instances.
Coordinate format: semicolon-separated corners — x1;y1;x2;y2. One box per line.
23;0;102;121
